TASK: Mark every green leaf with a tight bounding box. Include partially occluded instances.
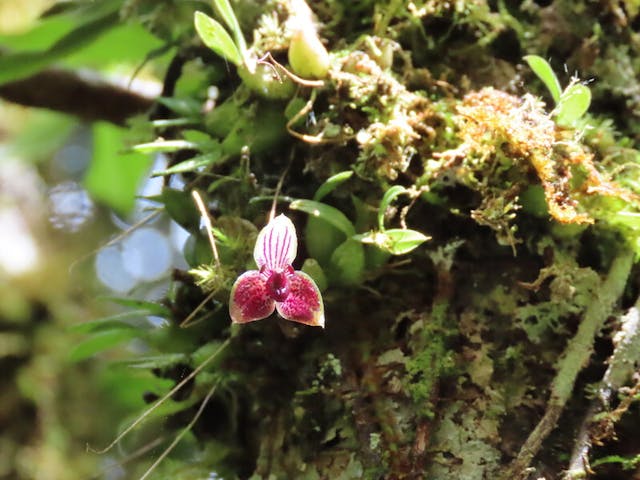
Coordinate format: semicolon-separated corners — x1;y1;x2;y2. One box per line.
162;188;201;232
212;0;247;54
119;353;188;369
100;297;171;317
220;102;288;154
304;216;346;266
183;233;214;267
66;19;165;68
351;194;374;233
524;54;562;104
143;393;201;419
151;118;195;129
69;328;139;362
84;122;152;214
191;341;227;368
152;151;224;177
7;110;76;162
313;171;354;201
354;228;430;255
194;11;242;66
68;312;149;334
555;83;591;126
301;258;328;291
0;9;73;50
383;229;430;255
329;239;365;286
99;366;174;412
156;97;203;118
131;139;202;154
0;8;119;85
378;185;407;231
290;199;356;237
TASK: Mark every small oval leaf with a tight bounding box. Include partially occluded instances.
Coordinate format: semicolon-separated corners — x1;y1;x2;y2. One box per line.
212;0;247;53
524;55;562;104
162;188;201;231
194;11;242;66
555;83;591;126
70;329;139;362
384;228;430;255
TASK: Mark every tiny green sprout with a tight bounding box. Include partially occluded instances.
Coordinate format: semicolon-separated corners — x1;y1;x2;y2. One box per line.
554;82;592;126
524;55;562;103
524;54;592;126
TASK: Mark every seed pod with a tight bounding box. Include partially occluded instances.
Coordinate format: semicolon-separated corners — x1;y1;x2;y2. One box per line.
288;27;330;79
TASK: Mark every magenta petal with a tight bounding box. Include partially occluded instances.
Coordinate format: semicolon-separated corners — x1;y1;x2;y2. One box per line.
275;271;324;327
229;271;276;323
254;214;298;271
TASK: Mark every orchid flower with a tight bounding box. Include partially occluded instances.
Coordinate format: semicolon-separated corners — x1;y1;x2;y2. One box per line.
229;214;325;327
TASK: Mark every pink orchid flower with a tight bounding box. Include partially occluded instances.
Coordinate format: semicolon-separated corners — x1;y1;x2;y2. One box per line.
229;214;325;327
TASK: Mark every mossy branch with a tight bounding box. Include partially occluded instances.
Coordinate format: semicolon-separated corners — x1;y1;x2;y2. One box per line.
504;249;634;479
565;294;640;478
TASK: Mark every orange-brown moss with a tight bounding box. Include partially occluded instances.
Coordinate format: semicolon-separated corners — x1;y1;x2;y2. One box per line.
452;87;635;225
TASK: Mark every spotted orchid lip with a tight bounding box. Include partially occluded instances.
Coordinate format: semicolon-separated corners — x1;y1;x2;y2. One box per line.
229;214;325;327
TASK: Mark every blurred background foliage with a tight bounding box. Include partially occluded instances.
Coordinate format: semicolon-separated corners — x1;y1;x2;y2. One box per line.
0;1;178;478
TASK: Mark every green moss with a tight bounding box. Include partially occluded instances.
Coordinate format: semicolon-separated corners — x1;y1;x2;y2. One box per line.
403;304;456;419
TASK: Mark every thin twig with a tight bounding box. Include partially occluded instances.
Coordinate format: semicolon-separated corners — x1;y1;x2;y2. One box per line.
191;190;220;266
69;210;162;275
138;380;219;480
262;52;325;88
87;436;166;480
504;250;634;480
286;89;353;145
269;151;295;221
179;290;219;328
89;339;229;455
